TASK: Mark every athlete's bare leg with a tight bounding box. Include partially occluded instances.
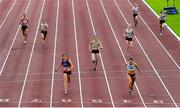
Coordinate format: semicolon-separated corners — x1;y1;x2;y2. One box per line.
63;73;68;95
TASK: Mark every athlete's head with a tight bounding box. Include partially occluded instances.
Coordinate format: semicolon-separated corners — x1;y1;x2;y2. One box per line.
128;58;133;64
41;19;45;23
93;35;98;41
62;53;68;60
134;3;138;7
127;24;131;29
23;13;26;18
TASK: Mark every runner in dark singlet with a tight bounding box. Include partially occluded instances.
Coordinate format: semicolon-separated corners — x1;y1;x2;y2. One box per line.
55;54;74;95
20;14;29;44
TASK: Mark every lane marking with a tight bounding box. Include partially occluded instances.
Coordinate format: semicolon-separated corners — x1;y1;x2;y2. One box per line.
72;0;84;107
122;99;132;103
114;0;179;107
0;98;10;102
31;99;43;103
17;0;46;107
85;0;115;107
99;0;146;107
50;0;59;107
0;69;179;77
153;100;164;104
0;0;32;75
0;0;17;29
61;99;72;103
91;99;102;103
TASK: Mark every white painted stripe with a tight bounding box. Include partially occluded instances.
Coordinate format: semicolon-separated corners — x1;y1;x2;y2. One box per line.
0;0;17;29
50;0;59;107
18;0;46;107
0;0;32;75
142;0;180;41
72;0;84;107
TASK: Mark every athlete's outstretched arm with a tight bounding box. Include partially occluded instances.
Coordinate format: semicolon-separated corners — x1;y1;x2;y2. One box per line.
135;64;141;74
89;42;92;51
54;63;62;72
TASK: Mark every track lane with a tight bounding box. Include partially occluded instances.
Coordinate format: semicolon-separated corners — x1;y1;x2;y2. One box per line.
0;0;15;27
0;0;44;107
19;0;57;107
114;0;180;107
74;0;114;107
52;0;81;107
0;0;29;71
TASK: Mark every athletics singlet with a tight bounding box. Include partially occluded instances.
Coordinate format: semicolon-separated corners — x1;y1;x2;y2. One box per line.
132;7;139;14
125;29;133;38
91;40;100;50
40;23;48;31
127;64;135;71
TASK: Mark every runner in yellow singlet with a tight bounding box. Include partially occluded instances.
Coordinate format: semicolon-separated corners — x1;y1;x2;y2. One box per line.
89;35;103;71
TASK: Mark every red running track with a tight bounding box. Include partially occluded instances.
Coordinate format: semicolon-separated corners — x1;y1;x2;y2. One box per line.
0;0;179;107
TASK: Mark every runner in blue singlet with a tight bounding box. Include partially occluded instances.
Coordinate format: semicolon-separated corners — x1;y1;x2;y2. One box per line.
55;54;74;95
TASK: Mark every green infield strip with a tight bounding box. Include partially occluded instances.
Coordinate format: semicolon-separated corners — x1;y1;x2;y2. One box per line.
145;0;180;37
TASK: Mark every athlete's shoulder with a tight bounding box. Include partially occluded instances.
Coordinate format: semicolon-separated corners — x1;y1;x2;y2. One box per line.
133;62;138;66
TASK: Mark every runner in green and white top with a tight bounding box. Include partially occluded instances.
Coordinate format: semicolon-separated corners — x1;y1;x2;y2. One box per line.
89;35;103;71
39;19;48;46
123;24;134;55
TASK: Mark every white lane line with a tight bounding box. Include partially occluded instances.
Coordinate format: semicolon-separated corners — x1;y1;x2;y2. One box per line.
72;0;84;107
99;0;146;107
0;0;32;75
128;0;180;70
17;0;46;107
114;0;179;107
86;0;115;107
142;0;180;41
50;0;59;107
0;0;17;29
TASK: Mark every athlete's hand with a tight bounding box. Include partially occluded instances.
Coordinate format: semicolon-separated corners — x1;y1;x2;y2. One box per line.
67;68;71;71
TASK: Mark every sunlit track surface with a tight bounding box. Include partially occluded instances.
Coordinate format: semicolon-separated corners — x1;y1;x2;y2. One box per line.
0;0;179;107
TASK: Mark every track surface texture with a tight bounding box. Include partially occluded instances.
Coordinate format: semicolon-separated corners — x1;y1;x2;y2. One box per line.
0;0;179;107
